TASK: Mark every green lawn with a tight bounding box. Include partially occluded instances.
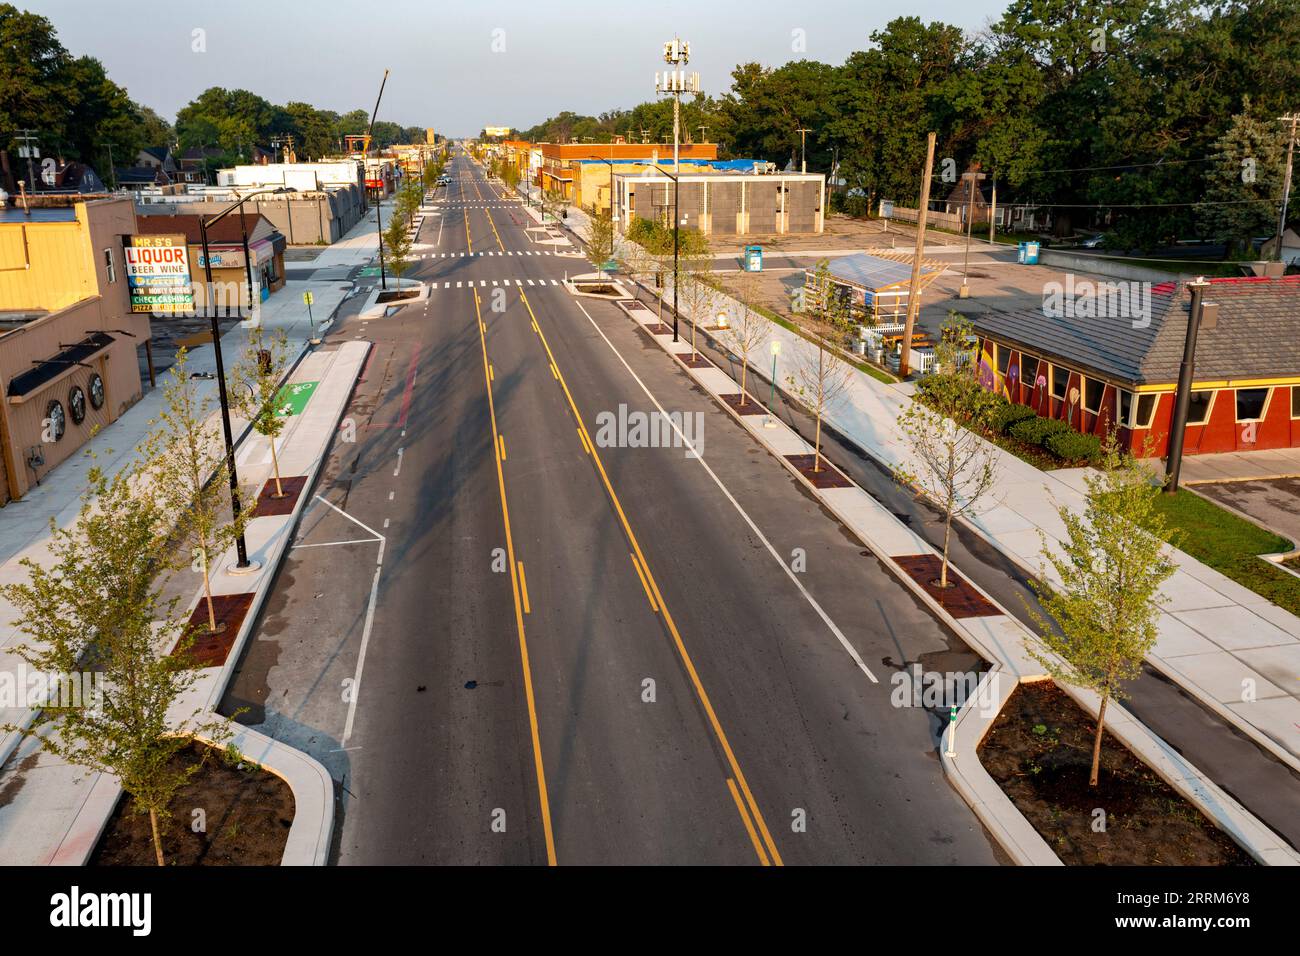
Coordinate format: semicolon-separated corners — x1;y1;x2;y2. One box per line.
1146;490;1300;615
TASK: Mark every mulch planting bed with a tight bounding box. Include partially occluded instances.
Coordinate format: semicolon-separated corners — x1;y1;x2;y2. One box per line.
642;323;673;335
254;475;308;517
719;393;768;416
784;454;853;489
174;593;256;668
895;554;1000;618
978;681;1253;866
678;353;714;369
376;289;420;304
91;742;294;866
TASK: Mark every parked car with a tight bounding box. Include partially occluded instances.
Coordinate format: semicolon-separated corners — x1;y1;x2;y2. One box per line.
1081;234;1106;248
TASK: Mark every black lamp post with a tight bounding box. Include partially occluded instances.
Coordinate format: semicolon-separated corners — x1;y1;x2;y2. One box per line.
198;186;287;569
648;164;682;342
1165;277;1217;494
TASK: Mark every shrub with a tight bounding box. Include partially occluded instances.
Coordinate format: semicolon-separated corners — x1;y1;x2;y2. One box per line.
990;403;1037;435
1045;430;1103;464
1010;416;1070;446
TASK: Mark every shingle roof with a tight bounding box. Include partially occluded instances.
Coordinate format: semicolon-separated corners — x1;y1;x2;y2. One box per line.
973;275;1300;386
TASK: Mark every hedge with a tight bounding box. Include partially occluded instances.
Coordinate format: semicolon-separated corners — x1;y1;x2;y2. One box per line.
990;403;1037;436
1009;416;1071;446
1045;430;1103;463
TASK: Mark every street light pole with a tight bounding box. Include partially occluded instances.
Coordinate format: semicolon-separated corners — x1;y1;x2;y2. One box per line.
766;339;781;428
646;163;683;342
1165;278;1217;494
197;186;285;569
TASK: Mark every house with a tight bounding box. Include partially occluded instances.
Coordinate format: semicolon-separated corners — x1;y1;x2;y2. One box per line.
970;275;1300;458
136;146;179;176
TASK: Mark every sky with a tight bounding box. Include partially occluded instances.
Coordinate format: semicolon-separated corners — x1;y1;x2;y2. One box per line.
27;0;1010;138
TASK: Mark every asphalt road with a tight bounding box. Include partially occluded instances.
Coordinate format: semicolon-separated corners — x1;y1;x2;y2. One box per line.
222;151;1004;865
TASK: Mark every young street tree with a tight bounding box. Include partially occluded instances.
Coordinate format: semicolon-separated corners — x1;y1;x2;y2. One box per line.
146;347;247;634
0;461;233;866
718;269;771;406
1027;438;1176;787
585;204;616;272
675;229;717;361
786;259;855;472
893;395;1000;590
232;325;291;498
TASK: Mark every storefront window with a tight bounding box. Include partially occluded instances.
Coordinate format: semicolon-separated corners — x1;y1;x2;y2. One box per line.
1187;390;1214;425
1135;393;1158;429
1050;364;1069;401
1235;387;1270;422
1083;378;1105;414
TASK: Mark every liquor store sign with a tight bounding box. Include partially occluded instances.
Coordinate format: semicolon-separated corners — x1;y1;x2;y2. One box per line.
125;235;194;314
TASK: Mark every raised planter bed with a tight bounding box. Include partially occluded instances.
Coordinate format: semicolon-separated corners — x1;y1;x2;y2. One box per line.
978;681;1253;866
91;741;294;866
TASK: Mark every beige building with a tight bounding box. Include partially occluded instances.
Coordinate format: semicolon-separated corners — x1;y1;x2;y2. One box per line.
615;169;826;236
0;197;152;504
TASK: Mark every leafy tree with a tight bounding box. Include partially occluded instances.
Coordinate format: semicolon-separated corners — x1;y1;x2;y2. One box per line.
0;458;234;866
145;348;248;634
675;230;717;360
718;270;771;405
585;204;615;270
231;326;292;499
1197;105;1286;256
786;260;855;471
893;392;1000;590
1027;436;1176;786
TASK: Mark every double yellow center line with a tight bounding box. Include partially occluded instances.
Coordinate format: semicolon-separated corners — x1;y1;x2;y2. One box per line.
473;289;557;865
518;289;783;867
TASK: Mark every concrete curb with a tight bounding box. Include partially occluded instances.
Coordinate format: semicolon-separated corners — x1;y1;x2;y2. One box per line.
613;297;1300;866
40;341;368;866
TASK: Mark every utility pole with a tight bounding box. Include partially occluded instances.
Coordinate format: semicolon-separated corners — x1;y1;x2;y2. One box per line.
698;125;708;144
960;169;987;297
365;69;390;290
1166;278;1218;494
15;130;39;195
796;128;811;174
657;37;698;172
900;132;936;379
1277;112;1298;261
988;171;997;244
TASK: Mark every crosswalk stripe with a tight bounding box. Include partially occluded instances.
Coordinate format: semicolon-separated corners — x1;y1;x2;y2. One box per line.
526;279;534;286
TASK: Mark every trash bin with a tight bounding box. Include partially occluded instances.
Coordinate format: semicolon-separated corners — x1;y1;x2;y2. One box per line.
1017;241;1040;265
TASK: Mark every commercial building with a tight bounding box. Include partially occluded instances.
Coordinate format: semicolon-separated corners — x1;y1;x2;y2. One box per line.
136;163;367;245
971;275;1300;458
614;166;827;236
135;212;286;317
537;141;719;203
0;196;153;503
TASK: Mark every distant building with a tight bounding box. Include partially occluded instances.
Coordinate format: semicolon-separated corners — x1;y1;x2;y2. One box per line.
614;166;826;236
971;275;1300;458
537;142;719;202
0;197;153;503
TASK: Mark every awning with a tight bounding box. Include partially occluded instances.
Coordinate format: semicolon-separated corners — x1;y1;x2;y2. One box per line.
6;332;114;400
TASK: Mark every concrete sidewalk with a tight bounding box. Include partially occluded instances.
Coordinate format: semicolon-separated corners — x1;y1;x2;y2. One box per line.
624;263;1300;774
0;340;368;865
609;296;1296;865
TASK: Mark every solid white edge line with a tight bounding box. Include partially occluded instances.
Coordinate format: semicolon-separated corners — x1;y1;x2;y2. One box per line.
567;297;879;684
